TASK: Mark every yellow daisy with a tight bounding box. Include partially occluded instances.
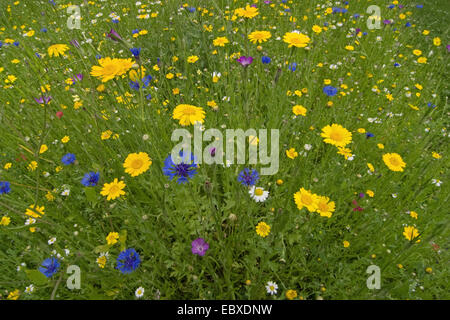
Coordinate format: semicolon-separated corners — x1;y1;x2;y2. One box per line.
90;57;134;83
321;124;352;147
47;44;69;57
248;31;271;44
382;153;406;172
294;188;317;212
173;104;205;126
314;196;335;218
235;5;259;19
403;226;419;241
100;178;126;201
256;221;271;237
283;32;311;48
123;152;152;177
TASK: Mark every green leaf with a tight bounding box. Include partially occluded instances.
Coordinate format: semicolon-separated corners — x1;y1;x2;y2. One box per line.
119;230;127;251
94;244;111;254
84;187;98;203
25;269;48;286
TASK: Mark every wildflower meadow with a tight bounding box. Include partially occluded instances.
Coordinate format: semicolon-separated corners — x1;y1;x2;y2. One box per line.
0;0;448;302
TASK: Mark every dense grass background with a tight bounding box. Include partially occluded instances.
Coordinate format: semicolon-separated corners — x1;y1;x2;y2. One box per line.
0;0;448;299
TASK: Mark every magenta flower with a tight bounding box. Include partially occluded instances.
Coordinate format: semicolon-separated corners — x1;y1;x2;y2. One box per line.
107;28;122;41
191;238;209;256
236;56;253;67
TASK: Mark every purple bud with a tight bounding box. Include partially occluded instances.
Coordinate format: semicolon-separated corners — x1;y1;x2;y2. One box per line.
107;28;122;41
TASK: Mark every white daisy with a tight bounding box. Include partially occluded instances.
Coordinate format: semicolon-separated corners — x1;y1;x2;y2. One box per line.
249;186;269;202
135;286;145;298
265;281;278;295
25;284;34;294
48;237;56;245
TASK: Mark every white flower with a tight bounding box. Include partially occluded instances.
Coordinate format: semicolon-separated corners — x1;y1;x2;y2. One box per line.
48;237;56;245
135;286;145;298
25;284;34;294
61;189;70;196
265;281;278;295
431;179;442;187
249;186;269;202
304;144;312;151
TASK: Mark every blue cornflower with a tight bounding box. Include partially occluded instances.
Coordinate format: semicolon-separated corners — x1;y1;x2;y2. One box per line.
261;56;271;64
366;132;375;138
116;248;141;274
41;28;47;32
163;151;198;184
288;62;297;72
39;257;60;278
129;80;140;91
142;75;152;86
0;41;3;48
416;5;423;9
388;4;395;9
0;181;11;195
130;47;141;58
95;54;102;59
146;94;152;100
323;86;338;96
237;168;259;186
394;62;400;67
187;7;196;12
61;153;76;165
112;18;119;24
405;22;411;27
81;172;100;187
13;41;20;47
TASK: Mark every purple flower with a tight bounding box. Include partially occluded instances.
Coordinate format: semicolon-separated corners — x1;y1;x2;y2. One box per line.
236;56;253;67
446;45;450;52
107;28;122;41
34;96;52;104
70;39;80;48
191;238;209;256
383;19;392;25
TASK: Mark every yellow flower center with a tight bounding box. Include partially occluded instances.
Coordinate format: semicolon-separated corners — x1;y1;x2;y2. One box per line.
301;194;313;205
255;188;264;196
131;159;143;169
330;130;343;141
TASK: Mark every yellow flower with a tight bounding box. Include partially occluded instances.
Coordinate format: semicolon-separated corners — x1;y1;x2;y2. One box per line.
256;221;271;237
343;240;350;248
25;205;45;218
27;161;38;171
382;153;406;172
173;104;205;126
0;216;11;226
294;188;318;212
433;37;441;46
213;36;229;47
367;163;375;172
90;57;134;82
366;190;374;197
187;55;199;63
7;289;20;300
321;124;352;147
235;5;259;19
410;211;418;219
39;144;48;154
100;178;126;201
417;57;427;64
47;44;69;57
207;100;218;110
412;49;422;56
432;152;441;159
123;152;152;177
97;254;107;268
345;45;354;51
106;232;119;245
286;289;298;300
61;136;70;143
4;162;12;170
248;31;271;44
276;179;283;185
422;30;430;35
403;226;419;241
286;148;298;159
292;105;307;116
283;32;311;48
425;267;432;274
312;25;322;34
101;130;113;140
377;143;384;149
315;196;335;218
45;191;55;201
